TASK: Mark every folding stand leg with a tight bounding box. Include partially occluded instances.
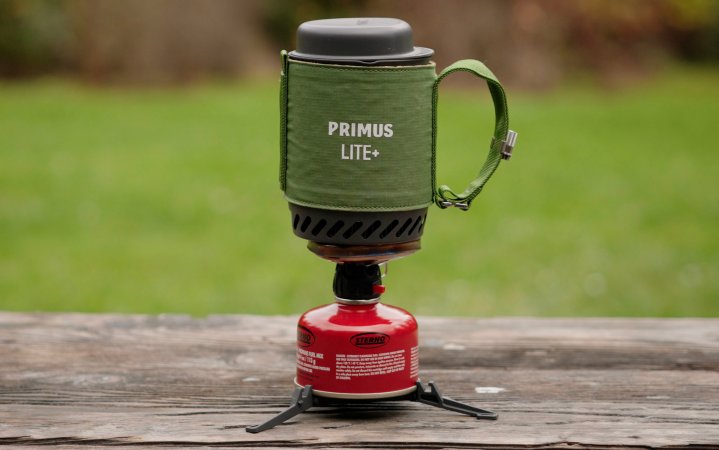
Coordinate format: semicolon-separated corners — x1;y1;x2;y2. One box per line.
246;385;315;433
246;381;495;433
413;381;498;420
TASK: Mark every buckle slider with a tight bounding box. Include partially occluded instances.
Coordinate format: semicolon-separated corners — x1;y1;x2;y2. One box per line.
495;130;518;160
438;200;469;211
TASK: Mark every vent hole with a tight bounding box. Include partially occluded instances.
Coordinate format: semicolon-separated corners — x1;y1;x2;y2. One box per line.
311;219;327;236
379;220;399;239
343;221;363;239
396;218;413;237
418;215;427;233
300;216;312;233
408;216;422;235
327;220;345;238
292;214;300;230
361;220;382;239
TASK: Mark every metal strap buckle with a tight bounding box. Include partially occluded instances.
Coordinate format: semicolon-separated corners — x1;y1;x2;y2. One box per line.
439;200;469;211
494;130;518;160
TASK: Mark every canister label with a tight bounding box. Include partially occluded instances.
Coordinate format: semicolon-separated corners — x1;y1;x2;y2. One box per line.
296;325;418;396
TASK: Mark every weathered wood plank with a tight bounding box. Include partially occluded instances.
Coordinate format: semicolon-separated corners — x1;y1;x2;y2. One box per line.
0;313;718;448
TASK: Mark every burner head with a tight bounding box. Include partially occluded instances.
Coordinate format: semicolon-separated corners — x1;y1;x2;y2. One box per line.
332;262;383;302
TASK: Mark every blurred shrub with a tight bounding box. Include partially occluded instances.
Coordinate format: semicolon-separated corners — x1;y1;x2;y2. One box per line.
0;0;718;87
0;0;73;77
663;0;719;61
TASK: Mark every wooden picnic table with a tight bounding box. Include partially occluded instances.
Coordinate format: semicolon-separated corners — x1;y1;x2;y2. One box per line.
1;312;717;448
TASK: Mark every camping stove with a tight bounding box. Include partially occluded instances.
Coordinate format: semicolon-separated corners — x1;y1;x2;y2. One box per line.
246;17;516;433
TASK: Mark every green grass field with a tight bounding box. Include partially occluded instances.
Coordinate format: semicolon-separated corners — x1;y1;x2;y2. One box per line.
1;68;718;317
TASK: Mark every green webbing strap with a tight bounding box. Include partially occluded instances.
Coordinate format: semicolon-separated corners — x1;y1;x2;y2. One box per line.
432;59;516;210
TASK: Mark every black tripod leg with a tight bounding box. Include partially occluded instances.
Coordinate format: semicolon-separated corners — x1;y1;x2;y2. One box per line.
246;385;315;433
414;381;498;420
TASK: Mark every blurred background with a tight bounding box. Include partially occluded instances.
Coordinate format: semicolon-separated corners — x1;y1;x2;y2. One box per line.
1;0;717;317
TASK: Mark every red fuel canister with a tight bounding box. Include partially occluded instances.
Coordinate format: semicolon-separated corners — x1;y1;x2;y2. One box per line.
296;300;418;399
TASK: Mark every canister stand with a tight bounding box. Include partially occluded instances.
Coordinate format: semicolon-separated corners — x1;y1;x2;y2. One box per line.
246;380;497;433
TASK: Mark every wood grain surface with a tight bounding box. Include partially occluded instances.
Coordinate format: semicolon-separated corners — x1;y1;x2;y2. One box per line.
0;312;718;448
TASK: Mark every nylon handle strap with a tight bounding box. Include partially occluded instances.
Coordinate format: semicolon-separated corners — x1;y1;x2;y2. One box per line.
433;59;516;210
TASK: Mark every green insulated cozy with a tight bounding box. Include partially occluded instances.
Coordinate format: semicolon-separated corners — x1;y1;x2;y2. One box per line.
280;18;516;246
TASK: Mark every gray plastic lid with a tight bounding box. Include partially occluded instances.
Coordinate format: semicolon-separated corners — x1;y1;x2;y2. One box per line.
290;18;434;65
